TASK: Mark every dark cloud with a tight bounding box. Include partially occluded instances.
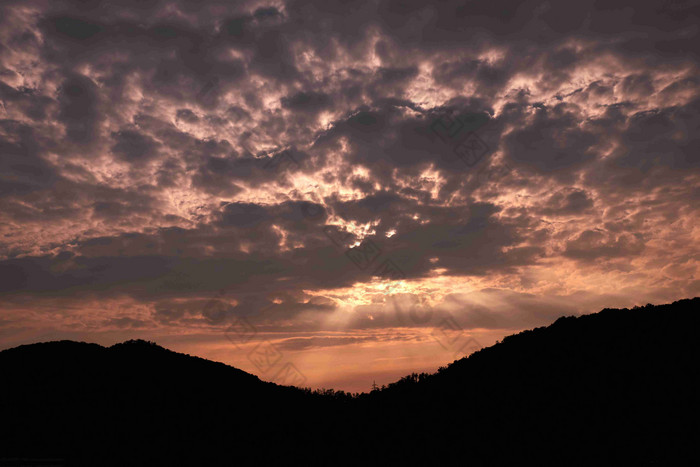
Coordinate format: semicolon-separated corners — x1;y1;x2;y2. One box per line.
502;103;598;180
563;230;645;261
0;121;58;197
539;189;594;216
281;91;333;114
58;73;102;145
111;129;160;163
103;317;149;329
0;0;697;354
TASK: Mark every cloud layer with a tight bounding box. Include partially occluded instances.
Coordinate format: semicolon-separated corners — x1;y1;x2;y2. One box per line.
1;0;699;390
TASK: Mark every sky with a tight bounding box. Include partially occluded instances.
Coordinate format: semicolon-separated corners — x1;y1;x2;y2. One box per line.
0;0;699;392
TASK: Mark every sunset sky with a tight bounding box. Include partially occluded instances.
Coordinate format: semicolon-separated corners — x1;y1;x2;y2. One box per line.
1;0;699;392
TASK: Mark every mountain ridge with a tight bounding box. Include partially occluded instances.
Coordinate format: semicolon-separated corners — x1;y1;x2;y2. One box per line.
1;297;699;466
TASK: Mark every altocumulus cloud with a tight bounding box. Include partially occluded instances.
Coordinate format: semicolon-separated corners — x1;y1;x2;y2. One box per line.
0;0;699;388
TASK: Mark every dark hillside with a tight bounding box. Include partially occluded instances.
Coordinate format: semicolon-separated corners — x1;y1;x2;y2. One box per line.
1;298;699;466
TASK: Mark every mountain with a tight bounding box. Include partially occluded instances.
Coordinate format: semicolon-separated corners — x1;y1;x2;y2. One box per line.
1;298;699;466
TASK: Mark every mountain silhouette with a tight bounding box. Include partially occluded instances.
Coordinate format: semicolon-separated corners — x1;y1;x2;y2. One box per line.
1;298;699;466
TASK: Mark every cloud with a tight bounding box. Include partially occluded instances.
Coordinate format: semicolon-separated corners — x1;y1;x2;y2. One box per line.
0;0;698;382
